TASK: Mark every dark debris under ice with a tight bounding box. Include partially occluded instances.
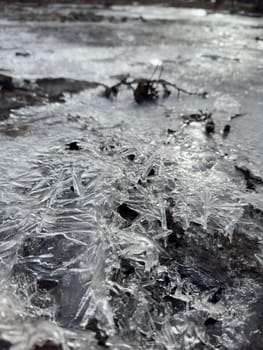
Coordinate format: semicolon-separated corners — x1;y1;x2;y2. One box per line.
0;3;263;350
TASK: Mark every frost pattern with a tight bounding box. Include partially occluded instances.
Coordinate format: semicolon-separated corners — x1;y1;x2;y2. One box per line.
0;97;262;350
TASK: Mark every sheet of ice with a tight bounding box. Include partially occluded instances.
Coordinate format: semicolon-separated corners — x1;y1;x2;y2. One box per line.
0;4;262;350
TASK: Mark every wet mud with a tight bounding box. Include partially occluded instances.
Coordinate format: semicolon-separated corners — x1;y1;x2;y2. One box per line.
0;74;99;122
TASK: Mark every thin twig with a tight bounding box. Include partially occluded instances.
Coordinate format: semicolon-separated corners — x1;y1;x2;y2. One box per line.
230;113;246;120
102;76;208;100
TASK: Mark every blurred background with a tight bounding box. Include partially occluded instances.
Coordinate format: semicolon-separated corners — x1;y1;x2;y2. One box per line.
2;0;263;12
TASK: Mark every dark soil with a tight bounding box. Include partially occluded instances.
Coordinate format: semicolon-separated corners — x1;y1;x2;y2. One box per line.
0;74;99;122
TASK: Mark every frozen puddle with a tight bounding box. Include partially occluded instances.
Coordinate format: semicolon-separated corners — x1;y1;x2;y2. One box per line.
0;3;263;350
